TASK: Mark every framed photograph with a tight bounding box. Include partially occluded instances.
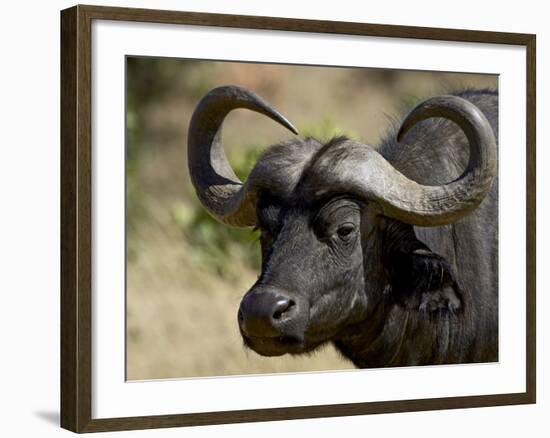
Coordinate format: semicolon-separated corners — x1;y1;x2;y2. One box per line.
60;4;536;433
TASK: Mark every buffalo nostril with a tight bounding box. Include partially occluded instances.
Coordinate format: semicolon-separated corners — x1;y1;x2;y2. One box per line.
272;299;295;320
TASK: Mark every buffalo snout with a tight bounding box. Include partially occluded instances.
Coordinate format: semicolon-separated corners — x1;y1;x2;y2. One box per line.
238;286;309;355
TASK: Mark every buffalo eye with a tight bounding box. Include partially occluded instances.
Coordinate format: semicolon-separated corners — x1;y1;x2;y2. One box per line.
336;223;356;241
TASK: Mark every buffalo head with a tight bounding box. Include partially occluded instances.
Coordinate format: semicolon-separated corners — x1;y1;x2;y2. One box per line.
187;85;497;358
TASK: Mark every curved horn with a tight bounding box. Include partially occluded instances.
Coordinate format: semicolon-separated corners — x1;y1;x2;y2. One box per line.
187;85;298;227
309;95;497;226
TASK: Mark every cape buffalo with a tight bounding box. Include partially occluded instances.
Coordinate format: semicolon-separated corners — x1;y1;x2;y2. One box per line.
187;85;498;367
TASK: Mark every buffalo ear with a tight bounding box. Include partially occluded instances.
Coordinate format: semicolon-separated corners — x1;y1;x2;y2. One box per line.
383;221;463;315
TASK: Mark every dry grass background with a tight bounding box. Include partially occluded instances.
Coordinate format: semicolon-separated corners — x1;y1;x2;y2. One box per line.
126;58;497;380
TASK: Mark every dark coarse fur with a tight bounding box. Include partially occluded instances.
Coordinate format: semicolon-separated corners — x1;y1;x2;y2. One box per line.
335;89;498;367
241;89;498;367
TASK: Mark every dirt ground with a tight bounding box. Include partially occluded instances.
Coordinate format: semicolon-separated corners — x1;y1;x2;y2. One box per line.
126;59;497;380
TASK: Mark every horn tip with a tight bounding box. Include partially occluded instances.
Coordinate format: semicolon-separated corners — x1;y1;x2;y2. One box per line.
279;116;299;136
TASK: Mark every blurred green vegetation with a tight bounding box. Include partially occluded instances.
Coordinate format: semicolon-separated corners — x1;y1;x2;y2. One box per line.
126;57;217;261
127;57;215;103
172;200;261;278
300;116;358;142
172;146;263;279
126;96;145;239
